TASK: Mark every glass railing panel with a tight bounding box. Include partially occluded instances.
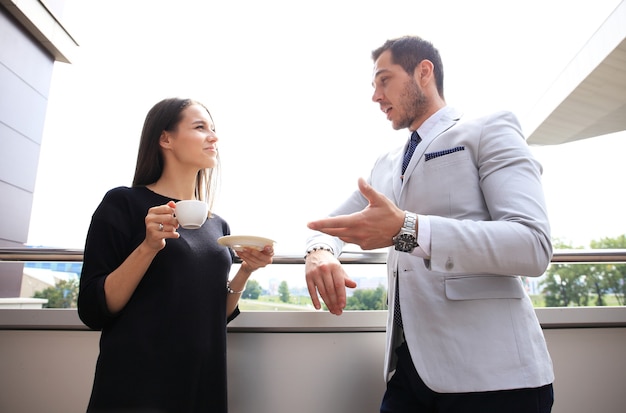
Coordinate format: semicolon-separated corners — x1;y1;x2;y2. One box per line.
1;248;625;310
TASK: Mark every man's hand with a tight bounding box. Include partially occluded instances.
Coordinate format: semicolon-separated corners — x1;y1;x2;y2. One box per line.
307;178;406;250
305;250;357;315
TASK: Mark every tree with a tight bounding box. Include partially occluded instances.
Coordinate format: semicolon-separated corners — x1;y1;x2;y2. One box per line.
278;281;290;303
591;235;626;305
541;235;626;306
242;279;262;300
32;278;79;308
541;265;590;307
542;240;591;306
345;286;387;310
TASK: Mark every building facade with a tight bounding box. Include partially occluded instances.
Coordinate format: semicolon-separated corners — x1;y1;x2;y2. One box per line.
0;0;77;296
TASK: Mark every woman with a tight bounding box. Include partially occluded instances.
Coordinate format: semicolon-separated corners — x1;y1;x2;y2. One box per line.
78;97;273;412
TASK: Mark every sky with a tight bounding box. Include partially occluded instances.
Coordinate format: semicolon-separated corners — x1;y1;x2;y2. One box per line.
28;0;626;267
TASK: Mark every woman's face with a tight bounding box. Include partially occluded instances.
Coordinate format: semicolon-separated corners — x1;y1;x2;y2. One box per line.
163;104;218;170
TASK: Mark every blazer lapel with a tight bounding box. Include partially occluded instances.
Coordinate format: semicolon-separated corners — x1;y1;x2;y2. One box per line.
400;108;463;194
391;146;404;204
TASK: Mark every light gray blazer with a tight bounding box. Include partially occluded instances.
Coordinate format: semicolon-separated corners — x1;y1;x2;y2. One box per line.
309;107;554;393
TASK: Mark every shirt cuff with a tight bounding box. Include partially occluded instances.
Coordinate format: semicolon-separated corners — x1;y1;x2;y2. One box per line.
414;214;431;258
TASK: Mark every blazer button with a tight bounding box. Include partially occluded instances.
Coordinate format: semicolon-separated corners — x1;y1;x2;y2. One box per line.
445;257;454;271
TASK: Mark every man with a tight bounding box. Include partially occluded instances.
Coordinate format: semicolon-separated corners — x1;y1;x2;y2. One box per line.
304;36;554;413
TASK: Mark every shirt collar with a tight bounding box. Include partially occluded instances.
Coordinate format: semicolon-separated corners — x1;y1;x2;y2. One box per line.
415;106;451;140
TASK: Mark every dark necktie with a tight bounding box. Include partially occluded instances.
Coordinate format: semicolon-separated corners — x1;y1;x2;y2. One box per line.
395;130;421;328
394;276;403;328
401;130;421;176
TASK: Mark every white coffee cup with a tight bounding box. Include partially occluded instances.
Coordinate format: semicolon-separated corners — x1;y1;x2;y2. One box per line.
175;200;208;229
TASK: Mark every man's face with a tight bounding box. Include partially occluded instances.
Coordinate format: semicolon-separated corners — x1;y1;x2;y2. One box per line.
371;50;428;131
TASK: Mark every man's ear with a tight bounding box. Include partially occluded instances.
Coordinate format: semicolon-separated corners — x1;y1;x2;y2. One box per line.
414;59;434;86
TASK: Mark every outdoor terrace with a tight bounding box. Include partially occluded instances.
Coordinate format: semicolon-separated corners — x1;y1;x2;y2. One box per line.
1;248;625;413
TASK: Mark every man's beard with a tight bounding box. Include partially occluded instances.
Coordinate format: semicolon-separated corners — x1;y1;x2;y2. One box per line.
393;78;428;130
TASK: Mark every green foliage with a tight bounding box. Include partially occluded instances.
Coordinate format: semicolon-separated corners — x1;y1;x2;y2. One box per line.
591;234;626;249
278;281;290;303
345;285;387;310
591;235;626;305
541;234;626;306
32;278;79;308
542;263;592;306
242;279;262;299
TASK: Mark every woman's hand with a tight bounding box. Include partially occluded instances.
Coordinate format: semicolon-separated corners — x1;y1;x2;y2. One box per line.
236;245;274;274
144;201;180;250
225;245;273;316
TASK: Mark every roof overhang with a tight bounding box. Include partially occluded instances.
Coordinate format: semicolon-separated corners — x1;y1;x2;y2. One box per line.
525;1;626;145
0;0;79;63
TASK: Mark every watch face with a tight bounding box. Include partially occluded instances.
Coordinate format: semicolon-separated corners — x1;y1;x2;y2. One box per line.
394;233;418;252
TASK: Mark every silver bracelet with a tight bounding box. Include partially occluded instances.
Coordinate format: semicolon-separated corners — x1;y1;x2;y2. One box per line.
226;281;245;294
304;244;334;260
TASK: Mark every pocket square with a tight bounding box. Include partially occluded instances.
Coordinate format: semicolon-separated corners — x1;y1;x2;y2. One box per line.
424;146;465;161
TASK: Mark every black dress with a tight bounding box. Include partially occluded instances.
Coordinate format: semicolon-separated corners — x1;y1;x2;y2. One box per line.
78;186;238;413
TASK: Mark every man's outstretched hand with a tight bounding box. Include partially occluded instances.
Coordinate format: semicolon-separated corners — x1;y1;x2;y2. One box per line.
307;178;405;250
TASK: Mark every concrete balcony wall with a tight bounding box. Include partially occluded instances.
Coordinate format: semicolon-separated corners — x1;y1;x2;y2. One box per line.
0;308;624;413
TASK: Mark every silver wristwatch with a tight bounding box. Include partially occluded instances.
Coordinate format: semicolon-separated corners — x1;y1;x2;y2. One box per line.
392;211;418;252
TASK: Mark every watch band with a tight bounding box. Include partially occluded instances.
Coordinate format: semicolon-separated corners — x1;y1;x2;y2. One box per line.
402;212;417;233
393;211;418;252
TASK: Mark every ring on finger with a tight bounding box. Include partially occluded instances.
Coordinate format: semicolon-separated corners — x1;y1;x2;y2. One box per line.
158;223;164;231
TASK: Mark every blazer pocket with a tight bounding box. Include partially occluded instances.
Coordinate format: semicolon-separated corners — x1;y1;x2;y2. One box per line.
444;275;525;300
424;146;465;161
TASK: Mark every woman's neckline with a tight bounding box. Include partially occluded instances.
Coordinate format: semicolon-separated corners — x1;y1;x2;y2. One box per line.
141;185;181;202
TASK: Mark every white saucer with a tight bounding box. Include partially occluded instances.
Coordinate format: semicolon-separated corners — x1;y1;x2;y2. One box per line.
217;235;275;251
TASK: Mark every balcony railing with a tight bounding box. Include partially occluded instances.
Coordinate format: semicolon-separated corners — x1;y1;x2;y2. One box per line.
1;248;626;413
2;247;626;263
